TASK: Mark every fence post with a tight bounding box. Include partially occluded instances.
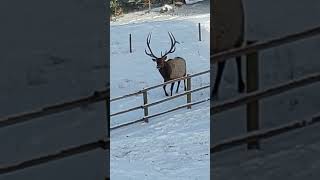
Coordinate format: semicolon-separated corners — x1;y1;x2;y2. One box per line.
129;34;132;53
186;74;192;109
246;40;260;150
198;23;202;41
142;89;149;122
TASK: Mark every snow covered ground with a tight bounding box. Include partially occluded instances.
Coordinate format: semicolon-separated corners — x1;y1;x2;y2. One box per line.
112;103;209;180
110;1;210;179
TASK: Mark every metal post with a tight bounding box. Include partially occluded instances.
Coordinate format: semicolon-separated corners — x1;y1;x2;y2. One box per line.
186;74;192;109
246;40;260;150
142;90;149;122
129;34;132;53
198;23;202;41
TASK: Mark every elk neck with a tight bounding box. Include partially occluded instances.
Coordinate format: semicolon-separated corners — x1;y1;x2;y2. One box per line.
158;61;170;81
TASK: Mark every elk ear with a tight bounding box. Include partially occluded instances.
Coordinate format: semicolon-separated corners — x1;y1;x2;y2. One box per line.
152;58;156;61
163;56;167;60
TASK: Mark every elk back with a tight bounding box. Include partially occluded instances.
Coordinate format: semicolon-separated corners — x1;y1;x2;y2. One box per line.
213;0;244;52
167;57;186;79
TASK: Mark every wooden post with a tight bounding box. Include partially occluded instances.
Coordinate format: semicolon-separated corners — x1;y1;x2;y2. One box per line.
186;74;192;109
246;40;260;150
198;23;202;41
129;34;132;53
142;90;149;122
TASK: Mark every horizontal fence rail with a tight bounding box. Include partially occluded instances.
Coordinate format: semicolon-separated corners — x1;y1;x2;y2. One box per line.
111;98;210;130
211;25;320;63
145;85;210;108
111;84;210;117
211;72;320;114
211;112;320;153
0;139;109;175
0;90;109;128
110;70;210;102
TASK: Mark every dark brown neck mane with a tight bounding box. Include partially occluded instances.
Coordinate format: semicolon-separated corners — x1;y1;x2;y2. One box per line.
158;61;171;81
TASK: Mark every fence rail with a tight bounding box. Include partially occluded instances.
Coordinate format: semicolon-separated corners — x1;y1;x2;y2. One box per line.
111;98;210;130
212;72;320;114
211;112;320;153
111;70;210;130
110;70;210;102
211;25;320;63
111;84;210;117
211;24;320;153
0;139;109;175
0;90;108;128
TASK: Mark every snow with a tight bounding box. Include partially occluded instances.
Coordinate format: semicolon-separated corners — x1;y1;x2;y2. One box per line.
110;1;209;179
185;0;206;5
111;104;209;180
110;0;209;26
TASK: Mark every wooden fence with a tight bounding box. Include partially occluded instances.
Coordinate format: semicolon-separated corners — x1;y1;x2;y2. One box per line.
211;25;320;153
110;70;210;130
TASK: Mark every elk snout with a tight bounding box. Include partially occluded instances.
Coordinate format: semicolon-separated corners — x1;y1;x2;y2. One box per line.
156;58;166;69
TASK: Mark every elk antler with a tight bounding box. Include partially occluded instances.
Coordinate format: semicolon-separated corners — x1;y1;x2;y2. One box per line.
145;33;158;59
161;32;180;58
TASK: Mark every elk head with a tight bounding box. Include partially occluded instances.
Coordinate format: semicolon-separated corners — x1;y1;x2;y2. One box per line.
145;32;180;69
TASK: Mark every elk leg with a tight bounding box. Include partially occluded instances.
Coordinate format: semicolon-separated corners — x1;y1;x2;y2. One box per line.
170;82;175;96
163;84;169;96
212;61;226;98
176;81;181;93
236;56;245;93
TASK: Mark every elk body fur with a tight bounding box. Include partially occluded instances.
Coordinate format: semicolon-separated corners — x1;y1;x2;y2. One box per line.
164;57;186;80
212;0;245;98
145;32;187;96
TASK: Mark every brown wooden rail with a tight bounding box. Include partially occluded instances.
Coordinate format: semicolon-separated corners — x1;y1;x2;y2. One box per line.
111;98;210;130
211;25;320;63
0;90;108;128
211;112;320;153
110;70;209;102
110;85;210;117
0;139;109;175
212;72;320;114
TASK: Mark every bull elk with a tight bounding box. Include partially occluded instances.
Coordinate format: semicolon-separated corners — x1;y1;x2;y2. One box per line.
145;32;187;96
212;0;245;98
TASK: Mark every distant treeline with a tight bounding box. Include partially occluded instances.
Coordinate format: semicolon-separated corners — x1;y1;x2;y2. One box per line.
111;0;184;16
